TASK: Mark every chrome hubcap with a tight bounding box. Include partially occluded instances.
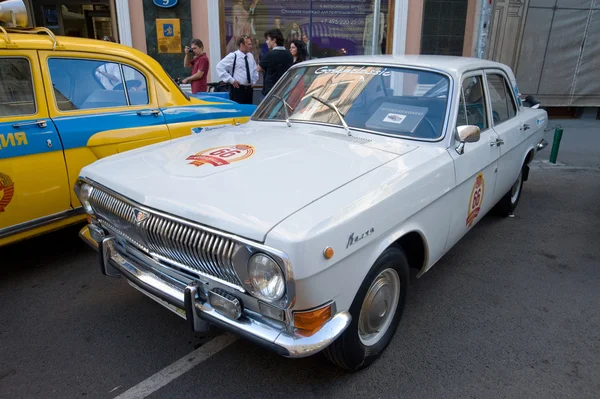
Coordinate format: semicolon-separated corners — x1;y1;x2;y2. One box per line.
511;170;523;204
358;268;401;346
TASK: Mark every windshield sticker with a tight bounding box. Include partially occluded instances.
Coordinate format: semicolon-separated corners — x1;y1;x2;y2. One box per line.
383;113;407;124
186;144;255;167
366;103;428;133
315;66;392;77
0;173;15;213
466;173;485;228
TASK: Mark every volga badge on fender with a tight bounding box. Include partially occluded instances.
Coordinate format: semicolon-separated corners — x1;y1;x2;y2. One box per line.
347;227;375;249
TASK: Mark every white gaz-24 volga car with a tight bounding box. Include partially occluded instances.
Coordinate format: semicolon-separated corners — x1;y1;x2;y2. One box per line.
77;55;548;370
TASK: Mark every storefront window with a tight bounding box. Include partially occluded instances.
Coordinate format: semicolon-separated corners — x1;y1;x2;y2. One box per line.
223;0;392;67
31;2;115;40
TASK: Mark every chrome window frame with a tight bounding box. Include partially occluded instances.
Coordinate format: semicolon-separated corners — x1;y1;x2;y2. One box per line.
483;69;520;128
251;62;454;143
121;64;150;106
0;56;38;117
458;71;490;130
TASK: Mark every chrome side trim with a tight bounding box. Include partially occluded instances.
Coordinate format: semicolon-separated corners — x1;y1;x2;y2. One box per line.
0;208;85;239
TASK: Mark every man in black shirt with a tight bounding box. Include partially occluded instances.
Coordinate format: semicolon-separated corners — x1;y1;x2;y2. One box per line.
258;28;293;97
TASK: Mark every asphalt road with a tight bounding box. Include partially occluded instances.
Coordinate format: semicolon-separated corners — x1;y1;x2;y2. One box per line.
1;165;599;399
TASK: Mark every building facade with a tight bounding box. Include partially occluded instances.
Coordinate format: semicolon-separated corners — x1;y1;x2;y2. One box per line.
25;0;598;110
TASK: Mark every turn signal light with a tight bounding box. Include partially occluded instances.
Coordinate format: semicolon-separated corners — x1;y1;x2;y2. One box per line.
293;303;332;334
323;247;334;259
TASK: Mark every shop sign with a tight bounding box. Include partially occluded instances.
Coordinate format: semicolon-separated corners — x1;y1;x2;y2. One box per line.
153;0;178;8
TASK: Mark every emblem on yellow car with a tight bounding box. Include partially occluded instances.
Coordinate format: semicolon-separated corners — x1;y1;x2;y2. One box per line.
466;173;485;227
186;144;255;167
0;173;14;213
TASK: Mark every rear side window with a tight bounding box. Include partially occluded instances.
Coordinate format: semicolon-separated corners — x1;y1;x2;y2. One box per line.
122;65;149;106
486;73;517;125
0;58;36;117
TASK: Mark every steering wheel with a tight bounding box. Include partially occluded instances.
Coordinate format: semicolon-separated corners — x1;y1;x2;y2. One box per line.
112;79;143;91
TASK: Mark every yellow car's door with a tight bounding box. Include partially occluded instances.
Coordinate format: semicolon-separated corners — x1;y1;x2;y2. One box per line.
38;51;171;208
0;50;71;243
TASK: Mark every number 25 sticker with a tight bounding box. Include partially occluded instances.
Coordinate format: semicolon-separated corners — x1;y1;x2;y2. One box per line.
186;144;255;167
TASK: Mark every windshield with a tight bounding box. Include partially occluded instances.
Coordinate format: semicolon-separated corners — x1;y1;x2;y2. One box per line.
253;65;450;140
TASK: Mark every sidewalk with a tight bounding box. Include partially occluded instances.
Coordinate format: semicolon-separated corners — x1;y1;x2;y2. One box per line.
534;119;600;168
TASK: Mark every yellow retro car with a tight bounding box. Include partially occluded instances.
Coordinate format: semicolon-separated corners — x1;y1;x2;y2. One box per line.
0;2;255;247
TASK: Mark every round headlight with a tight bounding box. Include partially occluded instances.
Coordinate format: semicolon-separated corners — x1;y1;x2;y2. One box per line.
248;253;285;301
79;183;94;214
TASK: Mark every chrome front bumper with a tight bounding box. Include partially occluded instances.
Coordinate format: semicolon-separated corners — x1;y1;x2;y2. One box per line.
80;225;351;358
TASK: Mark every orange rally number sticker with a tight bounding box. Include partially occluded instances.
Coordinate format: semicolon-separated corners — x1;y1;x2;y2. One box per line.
466;172;485;227
186;144;255;167
0;172;15;213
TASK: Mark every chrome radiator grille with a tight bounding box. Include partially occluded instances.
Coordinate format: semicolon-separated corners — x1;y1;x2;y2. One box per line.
89;187;244;289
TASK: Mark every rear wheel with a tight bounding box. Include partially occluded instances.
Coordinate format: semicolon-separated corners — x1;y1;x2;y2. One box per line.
324;247;409;371
493;167;524;217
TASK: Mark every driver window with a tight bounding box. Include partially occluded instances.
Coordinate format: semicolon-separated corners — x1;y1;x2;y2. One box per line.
459;76;488;130
48;58;127;111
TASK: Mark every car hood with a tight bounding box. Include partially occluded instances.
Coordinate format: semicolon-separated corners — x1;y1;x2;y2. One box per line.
81;123;416;242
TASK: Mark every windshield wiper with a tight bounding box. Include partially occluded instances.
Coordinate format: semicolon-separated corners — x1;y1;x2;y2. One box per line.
310;95;351;136
273;95;294;127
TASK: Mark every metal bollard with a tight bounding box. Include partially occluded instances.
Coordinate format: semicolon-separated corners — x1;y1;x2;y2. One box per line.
549;126;563;164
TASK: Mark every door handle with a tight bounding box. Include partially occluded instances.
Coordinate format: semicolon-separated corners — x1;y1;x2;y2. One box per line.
490;138;505;146
136;109;161;117
12;120;47;128
520;124;530;131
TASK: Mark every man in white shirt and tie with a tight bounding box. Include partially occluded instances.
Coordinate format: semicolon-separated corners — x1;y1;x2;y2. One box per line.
216;36;259;104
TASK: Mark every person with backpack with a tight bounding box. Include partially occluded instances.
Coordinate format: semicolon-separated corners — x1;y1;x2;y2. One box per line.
216;35;258;104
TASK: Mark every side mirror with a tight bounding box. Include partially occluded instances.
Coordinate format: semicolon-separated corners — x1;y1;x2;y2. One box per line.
524;95;540;109
455;125;481;155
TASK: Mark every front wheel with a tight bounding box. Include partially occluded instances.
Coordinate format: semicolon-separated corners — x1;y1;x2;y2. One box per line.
493;167;524;217
324;247;409;371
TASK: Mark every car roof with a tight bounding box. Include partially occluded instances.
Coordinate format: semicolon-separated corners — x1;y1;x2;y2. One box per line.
297;55;510;77
0;31;144;59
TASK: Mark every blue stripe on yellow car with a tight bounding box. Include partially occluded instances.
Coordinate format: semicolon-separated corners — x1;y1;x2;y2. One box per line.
51;110;168;150
160;104;256;125
0;122;62;159
51;103;255;150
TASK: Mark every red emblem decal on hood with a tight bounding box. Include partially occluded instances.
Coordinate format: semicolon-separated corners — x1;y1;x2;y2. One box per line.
186;144;255;167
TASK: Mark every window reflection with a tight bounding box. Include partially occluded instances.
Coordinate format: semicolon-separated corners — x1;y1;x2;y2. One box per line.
254;65;450;140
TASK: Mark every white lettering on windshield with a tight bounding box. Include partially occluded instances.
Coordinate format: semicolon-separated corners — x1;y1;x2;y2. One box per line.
314;66;392;77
